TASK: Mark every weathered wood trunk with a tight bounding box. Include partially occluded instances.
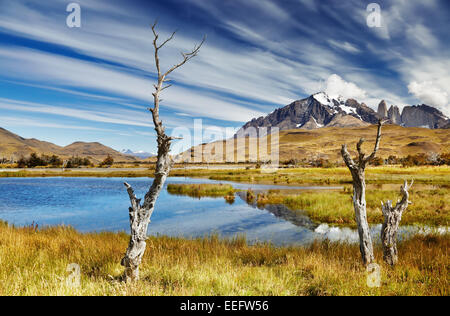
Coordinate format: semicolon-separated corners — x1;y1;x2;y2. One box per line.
121;136;172;282
120;22;204;282
349;167;374;265
381;180;412;266
341;121;382;265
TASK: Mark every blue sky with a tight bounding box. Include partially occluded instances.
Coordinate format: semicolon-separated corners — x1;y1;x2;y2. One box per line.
0;0;449;154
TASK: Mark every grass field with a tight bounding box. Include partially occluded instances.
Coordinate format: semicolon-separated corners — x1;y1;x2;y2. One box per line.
251;187;449;227
205;166;450;185
0;221;447;296
1;166;449;185
167;183;236;198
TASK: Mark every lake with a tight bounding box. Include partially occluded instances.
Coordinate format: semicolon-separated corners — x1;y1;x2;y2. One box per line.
0;177;442;245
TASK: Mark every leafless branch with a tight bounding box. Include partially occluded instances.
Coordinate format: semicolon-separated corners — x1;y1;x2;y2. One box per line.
364;119;383;163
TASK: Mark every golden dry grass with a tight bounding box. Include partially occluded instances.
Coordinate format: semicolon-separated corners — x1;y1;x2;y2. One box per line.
206;166;450;185
253;187;449;227
2;166;448;186
0;221;447;296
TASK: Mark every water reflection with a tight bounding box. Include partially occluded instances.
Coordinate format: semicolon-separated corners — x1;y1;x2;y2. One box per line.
0;177;446;246
235;191;318;230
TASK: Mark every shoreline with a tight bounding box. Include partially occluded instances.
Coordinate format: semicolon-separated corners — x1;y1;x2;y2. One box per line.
0;165;449;185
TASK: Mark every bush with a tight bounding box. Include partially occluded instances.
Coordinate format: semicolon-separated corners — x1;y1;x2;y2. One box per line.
370;157;384;166
17;153;63;168
99;155;114;167
386;155;399;165
65;156;92;168
310;158;335;168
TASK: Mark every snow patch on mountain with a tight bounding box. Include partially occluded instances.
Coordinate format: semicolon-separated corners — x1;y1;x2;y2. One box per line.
314;92;361;119
121;149;156;159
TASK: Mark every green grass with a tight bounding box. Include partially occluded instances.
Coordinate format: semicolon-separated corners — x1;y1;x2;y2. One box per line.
167;183;236;198
253;187;449;227
206;166;450;185
0;221;447;296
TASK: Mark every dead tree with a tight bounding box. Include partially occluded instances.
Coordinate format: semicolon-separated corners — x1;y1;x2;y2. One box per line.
121;22;205;282
381;180;413;266
341;120;383;265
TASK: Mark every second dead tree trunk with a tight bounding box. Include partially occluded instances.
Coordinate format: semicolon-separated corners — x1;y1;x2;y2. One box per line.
381;180;413;266
341;120;383;265
120;22;204;282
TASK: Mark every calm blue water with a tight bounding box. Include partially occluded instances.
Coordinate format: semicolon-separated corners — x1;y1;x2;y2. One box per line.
0;177;437;245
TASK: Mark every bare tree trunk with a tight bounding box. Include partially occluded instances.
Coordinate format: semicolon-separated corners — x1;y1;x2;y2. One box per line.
381;180;412;266
120;22;204;282
341;120;383;265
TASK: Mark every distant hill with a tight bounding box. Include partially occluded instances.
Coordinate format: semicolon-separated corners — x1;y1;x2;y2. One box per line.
178;124;450;163
0;127;136;162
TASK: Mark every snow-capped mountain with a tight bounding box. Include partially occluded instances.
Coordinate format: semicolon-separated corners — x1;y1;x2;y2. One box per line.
238;92;377;134
238;92;449;134
120;149;156;159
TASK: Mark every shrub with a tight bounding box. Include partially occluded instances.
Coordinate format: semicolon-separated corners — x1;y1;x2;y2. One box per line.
370;157;384;166
66;156;92;168
99;155;114;167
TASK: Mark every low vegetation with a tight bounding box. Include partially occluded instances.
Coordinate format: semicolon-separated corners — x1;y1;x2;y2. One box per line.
167;183;236;198
2;166;448;185
0;221;446;296
282;153;450;168
17;153;64;168
99;154;114;168
204;166;450;185
250;187;449;227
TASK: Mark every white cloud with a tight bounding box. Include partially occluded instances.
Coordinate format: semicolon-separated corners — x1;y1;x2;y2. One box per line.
408;81;449;111
406;24;438;48
328;40;360;54
0;0;446;124
324;74;367;100
0;46;263;122
0;116;116;132
0;97;153;127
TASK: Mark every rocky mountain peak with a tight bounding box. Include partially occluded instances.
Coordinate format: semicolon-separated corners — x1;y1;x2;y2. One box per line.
377;100;388;118
238;92;449;135
401;104;449;129
387;105;401;124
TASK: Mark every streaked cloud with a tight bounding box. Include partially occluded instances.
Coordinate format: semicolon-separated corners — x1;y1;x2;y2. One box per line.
0;0;448;152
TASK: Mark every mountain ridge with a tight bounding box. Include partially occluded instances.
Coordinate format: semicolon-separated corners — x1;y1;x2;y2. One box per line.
238;92;449;134
0;127;136;162
121;149;156;159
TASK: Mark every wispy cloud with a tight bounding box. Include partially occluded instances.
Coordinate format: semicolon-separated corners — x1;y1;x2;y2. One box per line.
327;40;361;54
0;0;448;151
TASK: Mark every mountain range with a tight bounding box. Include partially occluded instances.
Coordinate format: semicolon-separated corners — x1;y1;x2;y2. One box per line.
238;92;449;134
0;127;136;162
120;149;156;159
